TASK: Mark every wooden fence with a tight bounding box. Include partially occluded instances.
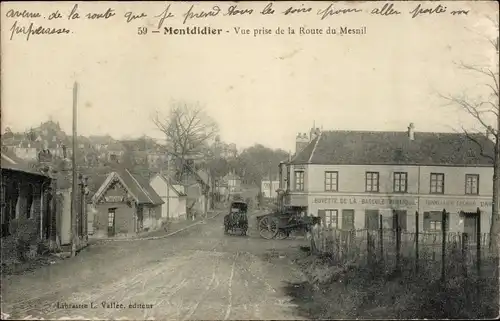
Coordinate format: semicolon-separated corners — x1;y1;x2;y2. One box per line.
310;209;497;280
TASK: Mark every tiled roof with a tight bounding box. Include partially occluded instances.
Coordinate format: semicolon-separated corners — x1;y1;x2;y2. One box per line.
1;148;49;177
290;130;495;166
94;166;164;205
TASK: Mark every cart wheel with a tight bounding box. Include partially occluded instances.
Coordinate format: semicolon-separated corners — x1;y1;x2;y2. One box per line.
258;216;279;239
275;230;289;240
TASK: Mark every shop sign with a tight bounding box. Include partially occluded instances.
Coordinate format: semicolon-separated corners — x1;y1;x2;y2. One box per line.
312;196;417;207
424;199;492;209
104;195;125;203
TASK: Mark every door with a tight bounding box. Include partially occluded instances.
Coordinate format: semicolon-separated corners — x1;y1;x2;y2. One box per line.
392;210;407;231
365;210;379;230
464;216;477;239
342;209;355;230
107;208;116;237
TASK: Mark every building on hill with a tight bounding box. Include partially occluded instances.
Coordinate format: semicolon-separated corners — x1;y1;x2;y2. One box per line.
278;124;494;235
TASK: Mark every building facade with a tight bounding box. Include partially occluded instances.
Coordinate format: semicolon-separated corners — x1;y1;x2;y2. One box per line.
280;125;495;235
150;174;188;220
90;168;164;238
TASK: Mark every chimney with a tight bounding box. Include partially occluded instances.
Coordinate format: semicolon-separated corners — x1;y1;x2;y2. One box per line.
62;144;67;159
408;123;415;141
486;126;494;140
296;133;309;154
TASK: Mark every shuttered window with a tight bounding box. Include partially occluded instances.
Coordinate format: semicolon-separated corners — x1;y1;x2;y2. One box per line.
365;210;379;230
342;209;355;230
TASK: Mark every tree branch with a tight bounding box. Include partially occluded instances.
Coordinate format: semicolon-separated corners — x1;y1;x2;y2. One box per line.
461;127;495;162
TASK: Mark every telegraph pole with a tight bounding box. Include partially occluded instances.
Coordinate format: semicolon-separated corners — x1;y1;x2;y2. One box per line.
70;81;78;257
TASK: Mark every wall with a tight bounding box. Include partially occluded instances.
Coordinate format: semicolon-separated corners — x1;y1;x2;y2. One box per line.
59;189;72;245
290;164;493;195
143;205;162;231
287;163;494;233
150;176;187;220
94;202;135;237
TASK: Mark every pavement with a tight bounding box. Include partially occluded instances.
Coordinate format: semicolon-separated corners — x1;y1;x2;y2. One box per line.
0;208;310;320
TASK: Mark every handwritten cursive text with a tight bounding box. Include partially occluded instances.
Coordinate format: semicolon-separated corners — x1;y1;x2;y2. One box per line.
182;5;221;24
9;20;70;41
317;4;362;20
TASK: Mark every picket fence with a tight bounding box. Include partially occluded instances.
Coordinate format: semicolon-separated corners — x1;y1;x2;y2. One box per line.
310;225;496;280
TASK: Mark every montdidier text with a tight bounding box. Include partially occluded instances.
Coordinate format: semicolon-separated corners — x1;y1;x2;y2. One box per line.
164;26;223;35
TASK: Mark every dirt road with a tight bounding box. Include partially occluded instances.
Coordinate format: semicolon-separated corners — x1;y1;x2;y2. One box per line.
1;210;309;320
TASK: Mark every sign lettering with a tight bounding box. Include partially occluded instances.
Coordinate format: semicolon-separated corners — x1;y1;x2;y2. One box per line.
311;196;493;209
312;196;417;206
104;195;125;203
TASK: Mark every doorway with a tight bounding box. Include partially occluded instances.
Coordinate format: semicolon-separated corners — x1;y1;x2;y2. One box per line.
365;210;379;230
464;215;477;240
392;210;408;231
107;208;116;237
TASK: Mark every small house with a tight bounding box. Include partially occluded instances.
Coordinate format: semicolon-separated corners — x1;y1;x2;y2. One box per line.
91;168;164;238
150;173;187;221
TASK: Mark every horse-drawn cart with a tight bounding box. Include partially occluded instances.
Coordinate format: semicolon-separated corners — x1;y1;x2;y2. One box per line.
224;201;249;236
256;206;321;239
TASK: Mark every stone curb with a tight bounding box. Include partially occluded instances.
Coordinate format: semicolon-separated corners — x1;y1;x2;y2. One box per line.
91;211;222;243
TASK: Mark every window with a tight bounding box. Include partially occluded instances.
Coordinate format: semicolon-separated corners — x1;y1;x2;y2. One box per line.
294;171;304;191
342;209;355;230
323;210;338;228
429;221;442;231
465;174;479;195
430;173;445;194
365;172;379;192
393;172;408;193
423;211;449;231
324;171;338;191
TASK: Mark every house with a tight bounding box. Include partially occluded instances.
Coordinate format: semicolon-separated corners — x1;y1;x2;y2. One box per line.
1;149;57;262
90;168;164;238
181;166;210;218
150;173;188;221
225;171;241;194
279;124;494;235
261;177;280;199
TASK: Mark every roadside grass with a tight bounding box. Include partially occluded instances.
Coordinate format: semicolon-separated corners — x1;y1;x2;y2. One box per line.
284;247;499;319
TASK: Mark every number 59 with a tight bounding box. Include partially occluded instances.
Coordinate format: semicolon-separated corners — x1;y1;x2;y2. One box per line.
138;27;147;35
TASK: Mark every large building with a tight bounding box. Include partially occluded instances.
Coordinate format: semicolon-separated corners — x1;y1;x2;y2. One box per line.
278;124;494;235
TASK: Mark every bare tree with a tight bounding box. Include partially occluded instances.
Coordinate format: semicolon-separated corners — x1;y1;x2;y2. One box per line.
152;101;218;181
440;14;499;251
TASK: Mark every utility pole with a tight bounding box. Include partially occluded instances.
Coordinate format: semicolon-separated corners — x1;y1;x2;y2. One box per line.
70;81;78;257
269;162;272;202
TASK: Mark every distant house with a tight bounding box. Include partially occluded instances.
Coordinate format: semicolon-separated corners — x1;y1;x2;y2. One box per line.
150;173;187;221
181;167;210;218
90;168;164;238
261;178;280;199
224;171;242;194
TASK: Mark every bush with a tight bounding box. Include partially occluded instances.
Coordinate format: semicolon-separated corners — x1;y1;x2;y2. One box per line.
9;219;39;261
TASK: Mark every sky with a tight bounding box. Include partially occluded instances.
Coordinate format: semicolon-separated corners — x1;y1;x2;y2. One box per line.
1;1;498;152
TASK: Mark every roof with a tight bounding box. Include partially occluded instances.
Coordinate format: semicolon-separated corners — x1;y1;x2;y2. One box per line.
92;168;164;205
152;174;187;197
1;148;50;177
291;130;495;166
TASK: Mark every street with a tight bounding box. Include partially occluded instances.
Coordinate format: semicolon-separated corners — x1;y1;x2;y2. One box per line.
1;210;309;320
